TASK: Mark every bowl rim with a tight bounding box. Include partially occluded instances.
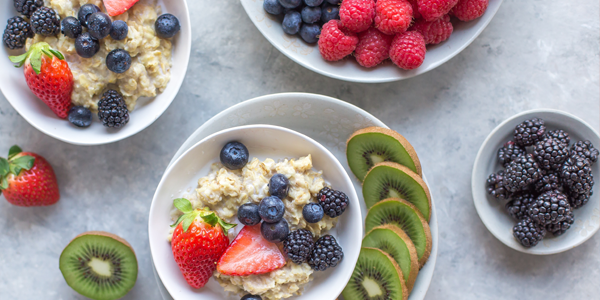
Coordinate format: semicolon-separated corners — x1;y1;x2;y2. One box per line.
472;108;600;255
149;123;363;300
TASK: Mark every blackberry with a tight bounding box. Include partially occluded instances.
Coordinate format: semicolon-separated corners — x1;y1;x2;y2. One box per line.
307;235;343;271
560;155;594;195
283;229;314;264
514;118;546;146
504;154;542;193
546;129;571;145
14;0;44;18
571;140;598;164
317;187;349;218
528;190;572;226
505;193;535;220
97;90;130;128
3;16;33;49
30;7;60;36
546;210;574;236
534;170;562;193
569;191;591;209
513;217;546;248
486;170;510;200
497;141;526;167
533;138;569;170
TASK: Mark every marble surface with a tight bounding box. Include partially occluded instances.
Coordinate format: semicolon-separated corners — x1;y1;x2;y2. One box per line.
0;0;598;299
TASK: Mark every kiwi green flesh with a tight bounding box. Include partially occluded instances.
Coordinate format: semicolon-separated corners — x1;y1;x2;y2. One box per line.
342;248;404;300
365;201;427;263
347;132;418;181
362;228;414;289
59;234;138;300
363;165;430;220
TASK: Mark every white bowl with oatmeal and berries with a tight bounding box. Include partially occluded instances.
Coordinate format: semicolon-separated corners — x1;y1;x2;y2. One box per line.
149;124;362;300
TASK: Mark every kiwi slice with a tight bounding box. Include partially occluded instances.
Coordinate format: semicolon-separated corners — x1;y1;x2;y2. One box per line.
362;162;432;221
342;247;408;300
346;127;422;181
365;199;432;268
362;225;419;293
59;231;138;300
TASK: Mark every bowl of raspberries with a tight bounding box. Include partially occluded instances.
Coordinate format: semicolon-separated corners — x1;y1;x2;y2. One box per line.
472;109;600;254
241;0;504;82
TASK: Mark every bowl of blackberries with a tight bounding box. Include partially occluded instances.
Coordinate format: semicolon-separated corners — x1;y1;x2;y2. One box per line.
473;109;600;254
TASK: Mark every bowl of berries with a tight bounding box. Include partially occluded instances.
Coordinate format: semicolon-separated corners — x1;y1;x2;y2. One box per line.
148;124;362;300
0;0;191;145
241;0;503;83
473;109;600;254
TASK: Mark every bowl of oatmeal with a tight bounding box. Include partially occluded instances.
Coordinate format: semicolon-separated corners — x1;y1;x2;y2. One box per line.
0;0;191;145
149;124;362;300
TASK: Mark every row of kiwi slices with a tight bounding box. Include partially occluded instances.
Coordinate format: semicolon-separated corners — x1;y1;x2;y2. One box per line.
343;127;433;300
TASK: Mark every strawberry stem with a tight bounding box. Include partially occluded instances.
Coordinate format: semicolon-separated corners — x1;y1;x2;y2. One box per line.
0;145;35;193
171;198;237;234
8;42;65;75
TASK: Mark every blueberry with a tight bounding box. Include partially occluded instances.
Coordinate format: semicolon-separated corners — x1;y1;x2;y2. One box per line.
61;16;82;38
261;219;289;242
299;24;321;44
269;174;290;199
259;196;285;223
220;141;249;170
325;0;340;4
237;203;261;226
304;0;324;6
321;4;340;23
303;203;324;223
110;20;128;40
301;6;321;24
68;106;92;128
241;295;262;300
87;12;112;40
75;32;100;58
263;0;284;15
155;14;181;39
106;49;132;73
278;0;302;9
77;4;101;28
282;11;302;35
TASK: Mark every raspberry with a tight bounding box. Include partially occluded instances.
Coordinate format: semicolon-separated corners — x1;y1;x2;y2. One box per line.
389;31;426;70
318;20;359;61
354;27;393;68
451;0;488;21
417;0;459;21
339;0;376;33
407;0;421;19
374;0;413;35
410;14;453;44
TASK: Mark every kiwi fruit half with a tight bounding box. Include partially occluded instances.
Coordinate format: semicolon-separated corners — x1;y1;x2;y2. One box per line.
362;225;419;293
365;199;432;268
59;231;138;300
362;162;432;221
347;127;422;181
342;247;408;300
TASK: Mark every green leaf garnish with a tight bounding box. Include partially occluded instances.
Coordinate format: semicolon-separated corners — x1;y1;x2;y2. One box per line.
173;198;193;213
8;145;22;159
0;158;8;177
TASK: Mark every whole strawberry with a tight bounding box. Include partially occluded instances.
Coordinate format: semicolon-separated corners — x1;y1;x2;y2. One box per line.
389;31;426;70
171;198;236;289
1;146;59;207
318;20;359;61
410;14;453;44
452;0;488;21
355;28;393;68
417;0;459;21
374;0;413;35
340;0;376;33
9;42;73;119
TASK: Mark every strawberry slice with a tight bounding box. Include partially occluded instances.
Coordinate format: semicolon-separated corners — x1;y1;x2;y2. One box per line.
103;0;140;16
217;224;286;276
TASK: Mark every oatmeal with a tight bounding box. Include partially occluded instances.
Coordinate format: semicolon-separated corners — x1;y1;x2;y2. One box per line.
26;0;172;111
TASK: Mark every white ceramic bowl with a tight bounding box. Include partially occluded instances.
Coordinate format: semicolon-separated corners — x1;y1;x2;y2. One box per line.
0;0;191;145
241;0;503;83
472;109;600;255
149;124;362;300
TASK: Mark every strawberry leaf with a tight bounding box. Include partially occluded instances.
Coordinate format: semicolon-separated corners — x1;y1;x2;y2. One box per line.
9;155;34;176
0;158;8;177
217;219;237;235
48;49;64;60
8;146;22;159
9;53;28;65
181;214;196;232
30;50;42;75
170;214;186;228
200;212;219;227
0;176;8;190
173;198;193;213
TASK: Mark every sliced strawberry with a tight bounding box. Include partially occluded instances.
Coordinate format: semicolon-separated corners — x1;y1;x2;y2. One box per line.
103;0;140;16
217;224;286;276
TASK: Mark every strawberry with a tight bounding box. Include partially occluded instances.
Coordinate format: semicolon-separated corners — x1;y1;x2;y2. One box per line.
9;42;73;119
217;224;286;276
103;0;141;16
171;198;236;289
0;145;59;207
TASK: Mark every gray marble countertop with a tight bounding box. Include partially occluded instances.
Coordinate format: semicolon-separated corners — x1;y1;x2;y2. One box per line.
1;0;599;299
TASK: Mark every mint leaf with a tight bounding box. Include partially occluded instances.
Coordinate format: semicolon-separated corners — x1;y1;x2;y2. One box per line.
173;198;193;213
8;146;22;159
0;158;8;177
0;177;8;190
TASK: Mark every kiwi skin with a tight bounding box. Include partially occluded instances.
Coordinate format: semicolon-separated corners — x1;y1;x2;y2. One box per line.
347;127;422;181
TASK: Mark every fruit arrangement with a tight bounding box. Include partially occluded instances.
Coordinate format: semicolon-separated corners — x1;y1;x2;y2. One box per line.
263;0;490;69
486;118;598;248
342;127;433;300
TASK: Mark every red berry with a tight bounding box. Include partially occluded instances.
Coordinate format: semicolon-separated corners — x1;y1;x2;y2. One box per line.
355;27;393;68
318;20;359;61
417;0;459;21
452;0;488;21
374;0;413;35
389;31;426;70
410;14;453;45
340;0;376;33
407;0;421;19
1;150;59;207
103;0;140;16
